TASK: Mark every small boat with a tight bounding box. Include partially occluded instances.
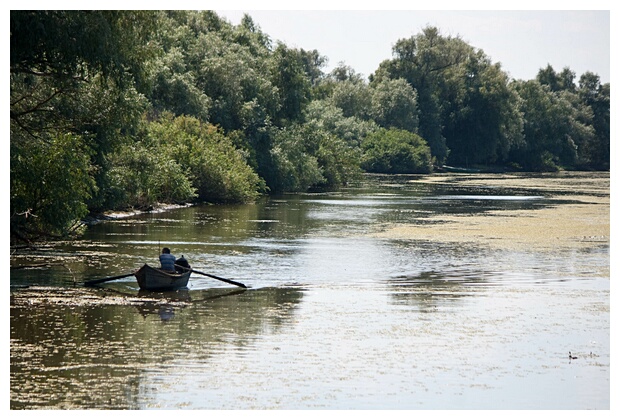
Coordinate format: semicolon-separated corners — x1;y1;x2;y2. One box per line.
134;264;191;291
84;258;247;290
436;165;482;173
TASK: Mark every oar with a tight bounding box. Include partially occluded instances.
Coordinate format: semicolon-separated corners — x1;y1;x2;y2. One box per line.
84;272;135;287
177;265;247;289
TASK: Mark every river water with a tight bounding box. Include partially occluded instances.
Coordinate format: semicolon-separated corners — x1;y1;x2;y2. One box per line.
10;173;610;410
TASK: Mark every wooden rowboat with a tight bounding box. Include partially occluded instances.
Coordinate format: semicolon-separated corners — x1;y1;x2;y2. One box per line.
84;263;247;290
134;264;191;291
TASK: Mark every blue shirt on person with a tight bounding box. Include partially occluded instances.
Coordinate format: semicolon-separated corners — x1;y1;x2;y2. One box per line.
159;252;176;272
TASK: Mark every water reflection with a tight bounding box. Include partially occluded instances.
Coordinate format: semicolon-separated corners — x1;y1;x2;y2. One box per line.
10;285;304;409
386;270;495;310
10;173;566;290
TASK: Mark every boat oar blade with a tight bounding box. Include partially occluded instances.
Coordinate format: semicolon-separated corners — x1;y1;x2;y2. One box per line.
177;265;247;289
84;272;134;287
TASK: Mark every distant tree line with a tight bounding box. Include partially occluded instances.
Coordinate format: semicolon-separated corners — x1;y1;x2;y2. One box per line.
10;11;610;242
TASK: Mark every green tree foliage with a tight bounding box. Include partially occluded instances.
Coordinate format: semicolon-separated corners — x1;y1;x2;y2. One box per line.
316;133;362;188
105;140;197;210
106;114;265;208
506;64;605;171
10;11;156;88
509;80;593;171
374;26;524;167
304;100;379;148
324;64;372;119
148;45;212;121
146;114;265;203
270;43;313;125
10;11;156;142
9;11;610;243
441;51;524;166
361;128;432;174
11;132;96;241
266;123;361;192
267;125;324;192
370;78;419;133
10;10;157;240
148;11;278;132
578;72;610;170
537;64;577;92
373;27;472;162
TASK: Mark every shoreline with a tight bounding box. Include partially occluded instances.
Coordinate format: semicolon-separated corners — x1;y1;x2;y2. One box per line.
10;203;195;253
82;203;194;225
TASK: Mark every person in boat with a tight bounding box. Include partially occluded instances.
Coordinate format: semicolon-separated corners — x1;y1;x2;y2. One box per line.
159;247;177;272
175;255;191;273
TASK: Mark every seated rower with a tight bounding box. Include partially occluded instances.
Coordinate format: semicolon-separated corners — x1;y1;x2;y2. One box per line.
159;247;176;272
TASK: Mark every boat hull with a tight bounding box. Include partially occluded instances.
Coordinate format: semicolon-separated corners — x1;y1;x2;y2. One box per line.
135;264;190;291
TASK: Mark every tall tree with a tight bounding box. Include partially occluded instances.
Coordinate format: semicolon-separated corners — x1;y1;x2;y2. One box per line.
578;72;610;169
372;27;472;162
441;50;523;166
369;78;419;133
327;67;372;120
536;64;577;92
533;64;610;169
510;80;593;171
373;26;522;166
270;43;313;126
11;11;156;126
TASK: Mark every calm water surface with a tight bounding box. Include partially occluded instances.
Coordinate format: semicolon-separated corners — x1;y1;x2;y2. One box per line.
10;173;610;409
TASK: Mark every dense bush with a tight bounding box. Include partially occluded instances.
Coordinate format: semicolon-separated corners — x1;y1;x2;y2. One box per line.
267;125;324;192
361;128;432;174
106;140;197;210
266;124;362;192
316;132;362;188
146;114;265;203
104;114;266;209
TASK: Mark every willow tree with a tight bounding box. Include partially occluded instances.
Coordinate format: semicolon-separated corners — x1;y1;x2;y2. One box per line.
369;78;419;134
372;26;470;162
10;11;157;241
509;79;595;171
441;50;523;166
530;65;608;170
578;72;610;170
372;26;524;167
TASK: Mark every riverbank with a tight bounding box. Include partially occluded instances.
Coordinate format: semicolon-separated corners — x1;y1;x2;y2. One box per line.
83;203;194;225
10;202;195;270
